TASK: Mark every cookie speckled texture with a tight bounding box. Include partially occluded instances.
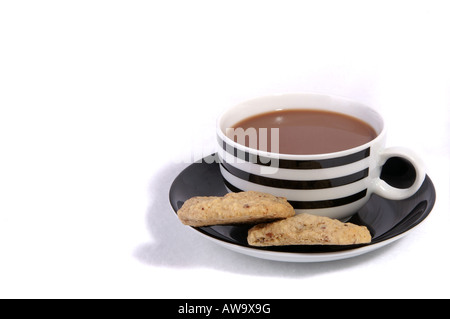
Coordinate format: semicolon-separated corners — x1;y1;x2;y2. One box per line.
247;213;372;246
177;191;296;227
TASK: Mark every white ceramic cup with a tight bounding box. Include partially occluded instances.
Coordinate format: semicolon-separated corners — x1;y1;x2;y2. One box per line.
216;93;426;220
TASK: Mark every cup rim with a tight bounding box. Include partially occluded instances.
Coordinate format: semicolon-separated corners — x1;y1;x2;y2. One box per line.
217;93;386;160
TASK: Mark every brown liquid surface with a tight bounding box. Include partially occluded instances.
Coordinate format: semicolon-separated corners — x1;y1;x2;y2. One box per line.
231;109;377;155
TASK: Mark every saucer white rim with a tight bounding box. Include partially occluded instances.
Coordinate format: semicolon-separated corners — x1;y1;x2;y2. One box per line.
191;228;410;263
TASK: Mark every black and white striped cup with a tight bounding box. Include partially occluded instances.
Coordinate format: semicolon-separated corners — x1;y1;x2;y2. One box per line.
216;93;426;220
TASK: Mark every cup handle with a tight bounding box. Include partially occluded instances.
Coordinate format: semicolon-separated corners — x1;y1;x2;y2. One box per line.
372;147;426;200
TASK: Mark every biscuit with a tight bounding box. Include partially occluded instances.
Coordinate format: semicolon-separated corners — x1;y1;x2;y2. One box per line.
247;213;371;246
177;191;296;227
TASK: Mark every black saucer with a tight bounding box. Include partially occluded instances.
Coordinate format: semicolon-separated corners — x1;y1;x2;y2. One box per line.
169;154;436;260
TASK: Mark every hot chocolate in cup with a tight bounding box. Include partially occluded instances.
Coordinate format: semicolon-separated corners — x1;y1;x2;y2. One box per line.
216;93;426;220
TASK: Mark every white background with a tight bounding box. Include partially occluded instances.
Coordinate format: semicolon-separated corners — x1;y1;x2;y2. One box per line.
0;0;449;298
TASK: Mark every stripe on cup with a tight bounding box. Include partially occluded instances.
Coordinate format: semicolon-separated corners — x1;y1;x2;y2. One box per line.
222;178;368;210
217;136;370;169
220;160;369;190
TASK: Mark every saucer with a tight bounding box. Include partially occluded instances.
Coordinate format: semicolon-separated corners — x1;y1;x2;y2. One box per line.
169;154;436;262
